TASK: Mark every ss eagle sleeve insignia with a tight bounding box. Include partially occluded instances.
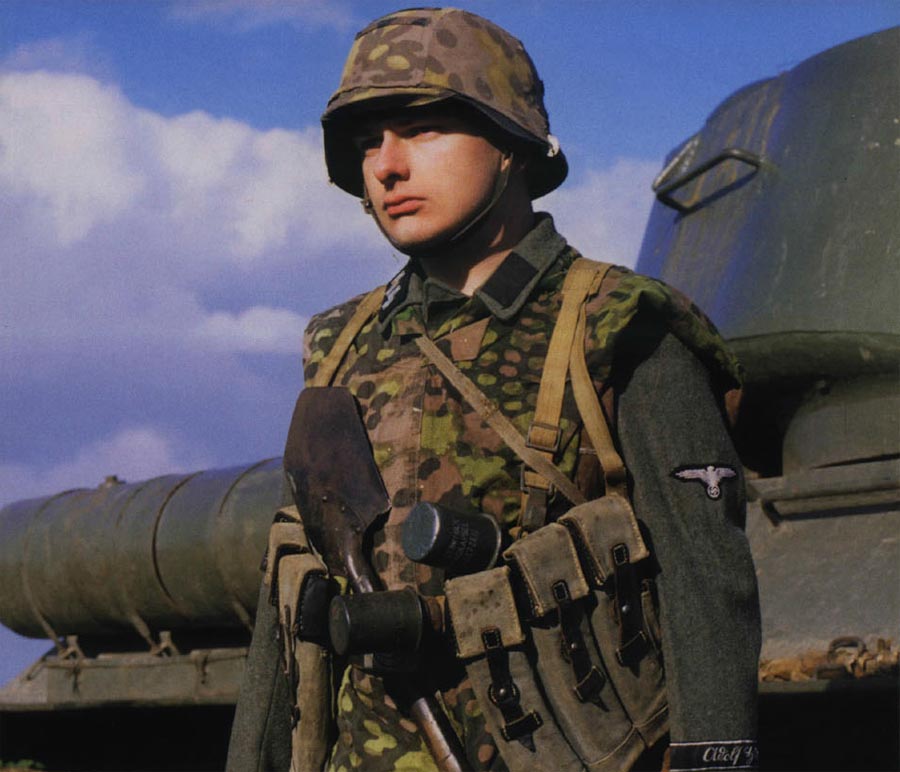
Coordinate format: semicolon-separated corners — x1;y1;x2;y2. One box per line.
671;465;737;500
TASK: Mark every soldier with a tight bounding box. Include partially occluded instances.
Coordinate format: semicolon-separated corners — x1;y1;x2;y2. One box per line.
228;7;760;772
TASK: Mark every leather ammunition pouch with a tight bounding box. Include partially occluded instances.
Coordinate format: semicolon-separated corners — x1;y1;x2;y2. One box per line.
264;506;335;772
446;494;667;771
445;566;584;772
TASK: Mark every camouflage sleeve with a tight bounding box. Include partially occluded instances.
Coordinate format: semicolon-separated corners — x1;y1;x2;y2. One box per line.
614;330;761;771
583;266;742;394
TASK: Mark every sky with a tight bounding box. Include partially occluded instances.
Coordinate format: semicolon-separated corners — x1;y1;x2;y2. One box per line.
0;0;896;684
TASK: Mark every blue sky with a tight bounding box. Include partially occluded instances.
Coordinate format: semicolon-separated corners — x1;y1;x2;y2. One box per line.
0;0;896;683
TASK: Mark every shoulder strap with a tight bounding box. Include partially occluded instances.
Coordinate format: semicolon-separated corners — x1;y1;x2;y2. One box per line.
529;259;607;454
522;258;628;528
309;286;386;387
569;287;628;498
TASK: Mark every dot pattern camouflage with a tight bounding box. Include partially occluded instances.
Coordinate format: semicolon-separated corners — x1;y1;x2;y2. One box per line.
321;7;567;199
302;216;741;771
327;668;506;772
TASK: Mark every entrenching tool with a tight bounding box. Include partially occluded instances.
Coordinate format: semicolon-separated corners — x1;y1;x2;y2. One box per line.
283;386;466;772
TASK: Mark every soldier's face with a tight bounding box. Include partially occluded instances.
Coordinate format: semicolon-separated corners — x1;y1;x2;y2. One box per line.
356;107;506;253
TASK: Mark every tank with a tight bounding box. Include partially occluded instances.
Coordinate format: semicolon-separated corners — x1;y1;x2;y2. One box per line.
0;460;290;771
637;25;899;771
1;27;898;772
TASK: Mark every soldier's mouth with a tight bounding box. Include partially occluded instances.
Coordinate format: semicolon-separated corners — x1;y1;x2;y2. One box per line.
384;197;424;217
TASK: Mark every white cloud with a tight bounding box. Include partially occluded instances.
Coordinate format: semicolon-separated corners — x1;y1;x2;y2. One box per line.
0;70;379;261
146;112;344;261
0;426;211;508
542;158;659;269
153;110;254;200
0;67;384;514
0;69;388;357
0;72;145;245
193;306;308;354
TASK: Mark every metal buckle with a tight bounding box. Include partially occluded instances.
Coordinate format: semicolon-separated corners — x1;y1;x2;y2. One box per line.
526;421;562;454
519;466;552;494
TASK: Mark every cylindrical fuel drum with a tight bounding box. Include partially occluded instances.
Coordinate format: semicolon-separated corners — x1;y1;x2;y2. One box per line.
0;459;288;639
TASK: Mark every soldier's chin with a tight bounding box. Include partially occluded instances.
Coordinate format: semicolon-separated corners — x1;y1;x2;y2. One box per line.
382;223;459;257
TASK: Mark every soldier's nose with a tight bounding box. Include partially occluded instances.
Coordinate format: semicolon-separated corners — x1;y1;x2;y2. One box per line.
371;131;410;184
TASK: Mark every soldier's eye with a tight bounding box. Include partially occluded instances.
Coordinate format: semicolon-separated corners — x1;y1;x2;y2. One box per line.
353;133;382;153
401;120;445;139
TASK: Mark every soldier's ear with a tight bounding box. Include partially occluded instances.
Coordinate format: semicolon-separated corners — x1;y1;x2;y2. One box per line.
509;152;532;185
360;182;375;215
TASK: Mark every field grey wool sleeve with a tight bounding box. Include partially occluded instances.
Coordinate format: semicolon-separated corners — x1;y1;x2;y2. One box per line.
616;331;762;772
226;569;292;772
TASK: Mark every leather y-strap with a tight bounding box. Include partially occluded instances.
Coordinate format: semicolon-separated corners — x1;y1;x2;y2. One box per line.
310;286;386;387
519;260;609;528
522;258;628;528
416;258;629;528
569;295;628;498
528;260;605;454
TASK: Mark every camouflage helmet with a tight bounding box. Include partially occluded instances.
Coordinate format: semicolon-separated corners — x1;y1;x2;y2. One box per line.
321;7;567;200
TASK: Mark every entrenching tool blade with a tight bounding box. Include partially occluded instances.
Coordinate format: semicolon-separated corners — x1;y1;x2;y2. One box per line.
283;386;390;592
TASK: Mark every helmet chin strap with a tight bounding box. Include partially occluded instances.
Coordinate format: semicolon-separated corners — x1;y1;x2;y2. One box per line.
361;150;514;254
445;149;514;245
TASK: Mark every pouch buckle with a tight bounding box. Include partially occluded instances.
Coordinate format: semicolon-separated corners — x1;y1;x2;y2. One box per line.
482;627;543;751
526;421;562;454
612;543;649;666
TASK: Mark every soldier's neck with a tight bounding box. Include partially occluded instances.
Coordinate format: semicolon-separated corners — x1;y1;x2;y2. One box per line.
417;199;534;297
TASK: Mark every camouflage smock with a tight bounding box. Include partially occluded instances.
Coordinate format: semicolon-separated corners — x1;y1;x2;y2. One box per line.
298;214;759;772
